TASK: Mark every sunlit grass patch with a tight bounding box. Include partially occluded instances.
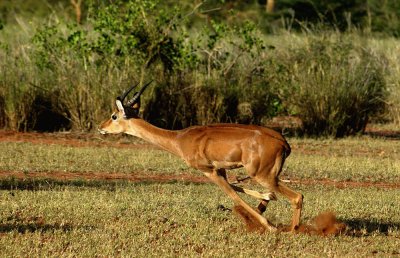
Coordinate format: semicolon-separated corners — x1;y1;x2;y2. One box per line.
1;135;399;256
1;137;399;182
0;182;399;257
0;142;192;175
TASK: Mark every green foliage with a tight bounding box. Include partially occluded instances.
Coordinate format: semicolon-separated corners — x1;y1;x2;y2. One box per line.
0;0;398;135
31;25;61;70
268;33;387;137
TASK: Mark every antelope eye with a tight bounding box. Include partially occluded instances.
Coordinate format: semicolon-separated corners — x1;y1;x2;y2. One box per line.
111;114;117;120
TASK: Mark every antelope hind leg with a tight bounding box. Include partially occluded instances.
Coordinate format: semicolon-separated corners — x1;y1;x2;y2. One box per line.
230;184;277;201
276;181;303;231
229;185;276;215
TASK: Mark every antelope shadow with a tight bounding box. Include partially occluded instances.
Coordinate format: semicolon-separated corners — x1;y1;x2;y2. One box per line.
343;218;400;236
0;222;75;234
0;176;205;191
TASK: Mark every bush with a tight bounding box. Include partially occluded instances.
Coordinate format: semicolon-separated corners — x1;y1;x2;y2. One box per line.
268;32;387;137
24;1;278;131
0;1;393;136
370;38;400;126
141;19;280;129
0;95;6;128
26;92;71;132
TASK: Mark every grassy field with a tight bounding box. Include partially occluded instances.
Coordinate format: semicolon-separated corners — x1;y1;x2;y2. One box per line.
1;133;400;257
1;136;399;181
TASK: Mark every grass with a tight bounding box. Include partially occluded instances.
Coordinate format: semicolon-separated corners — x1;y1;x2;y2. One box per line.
0;182;399;257
1;136;399;182
0;142;190;175
0;135;399;256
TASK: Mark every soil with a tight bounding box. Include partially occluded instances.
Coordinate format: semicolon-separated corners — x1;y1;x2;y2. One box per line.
364;124;400;139
0;130;156;149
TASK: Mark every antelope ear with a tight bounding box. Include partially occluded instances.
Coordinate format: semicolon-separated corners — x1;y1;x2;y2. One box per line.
116;99;125;115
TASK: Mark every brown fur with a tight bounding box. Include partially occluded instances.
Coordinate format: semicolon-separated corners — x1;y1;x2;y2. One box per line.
99;100;302;232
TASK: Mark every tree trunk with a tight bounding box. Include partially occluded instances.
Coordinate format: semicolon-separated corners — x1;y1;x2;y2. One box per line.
266;0;275;13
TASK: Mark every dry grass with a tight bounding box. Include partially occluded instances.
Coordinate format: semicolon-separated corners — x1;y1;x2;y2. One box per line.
0;134;399;256
0;182;399;257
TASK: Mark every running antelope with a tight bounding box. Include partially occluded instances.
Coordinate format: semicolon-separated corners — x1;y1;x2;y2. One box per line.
98;82;303;232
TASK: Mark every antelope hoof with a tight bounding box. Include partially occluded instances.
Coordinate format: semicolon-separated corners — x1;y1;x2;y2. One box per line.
264;219;277;232
290;224;300;232
267;224;278;232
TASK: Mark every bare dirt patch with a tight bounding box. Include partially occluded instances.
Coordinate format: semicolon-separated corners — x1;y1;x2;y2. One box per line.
364;125;400;140
0;130;156;149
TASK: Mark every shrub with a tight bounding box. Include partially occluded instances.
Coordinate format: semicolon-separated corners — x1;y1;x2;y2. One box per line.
370;38;400;126
0;95;5;128
26;91;71;132
268;32;387;137
142;19;279;129
0;1;393;135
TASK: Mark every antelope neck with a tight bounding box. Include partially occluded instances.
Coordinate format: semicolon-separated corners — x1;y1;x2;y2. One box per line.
128;119;181;156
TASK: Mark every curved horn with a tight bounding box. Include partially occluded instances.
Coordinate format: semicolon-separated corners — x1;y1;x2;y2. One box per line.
118;82;139;102
127;80;153;106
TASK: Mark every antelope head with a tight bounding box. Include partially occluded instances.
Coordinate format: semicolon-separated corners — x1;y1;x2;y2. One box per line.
98;81;152;135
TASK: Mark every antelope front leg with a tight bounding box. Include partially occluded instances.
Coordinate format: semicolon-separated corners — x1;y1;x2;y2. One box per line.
204;169;277;232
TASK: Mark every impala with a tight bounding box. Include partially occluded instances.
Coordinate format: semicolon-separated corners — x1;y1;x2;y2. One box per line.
98;82;303;232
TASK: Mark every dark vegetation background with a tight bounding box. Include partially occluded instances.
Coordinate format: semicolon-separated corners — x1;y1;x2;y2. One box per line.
0;0;399;137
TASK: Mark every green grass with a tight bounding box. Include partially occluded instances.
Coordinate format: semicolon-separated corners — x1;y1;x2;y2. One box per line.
1;136;399;182
286;137;400;182
0;142;191;175
0;182;399;257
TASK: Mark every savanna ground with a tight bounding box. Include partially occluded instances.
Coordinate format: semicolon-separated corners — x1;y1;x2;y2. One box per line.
0;127;400;257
